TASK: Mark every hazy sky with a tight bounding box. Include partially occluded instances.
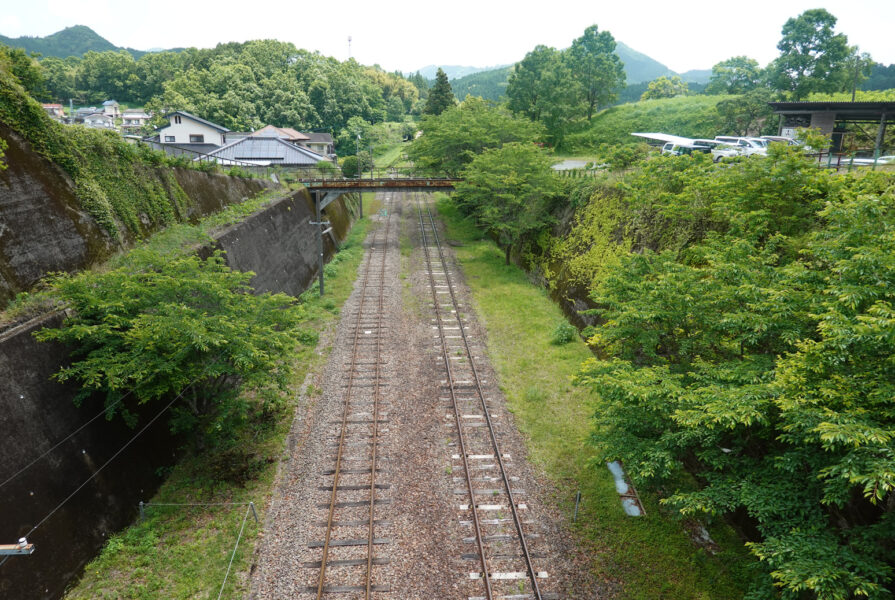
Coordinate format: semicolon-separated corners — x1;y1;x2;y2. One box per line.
2;0;893;74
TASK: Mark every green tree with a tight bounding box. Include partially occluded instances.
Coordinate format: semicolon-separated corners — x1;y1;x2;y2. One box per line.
705;56;763;95
568;25;626;120
506;45;580;146
408;71;429;99
407;96;544;175
716;88;774;136
507;45;560;121
35;249;308;444
40;55;78;101
0;45;47;99
771;8;853;99
455;142;559;264
640;75;688;100
78;49;137;103
424;67;455;115
574;145;895;598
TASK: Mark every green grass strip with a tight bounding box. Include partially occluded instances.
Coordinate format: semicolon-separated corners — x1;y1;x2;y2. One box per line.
435;194;752;599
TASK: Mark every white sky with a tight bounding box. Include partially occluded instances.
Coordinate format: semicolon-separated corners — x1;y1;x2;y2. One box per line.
1;0;893;74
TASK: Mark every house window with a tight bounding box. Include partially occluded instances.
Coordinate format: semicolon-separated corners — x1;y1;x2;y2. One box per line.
174;115;181;124
189;134;204;143
165;136;175;142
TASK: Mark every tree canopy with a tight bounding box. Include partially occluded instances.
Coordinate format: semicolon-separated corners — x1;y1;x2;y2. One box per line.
571;147;895;599
770;8;854;99
454;142;560;264
407;96;544;176
640;75;689;100
705;56;763;95
568;25;626;120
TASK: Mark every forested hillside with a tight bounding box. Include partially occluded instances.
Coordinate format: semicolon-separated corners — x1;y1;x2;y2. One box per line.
0;25;146;59
23;39;420;135
450;66;512;101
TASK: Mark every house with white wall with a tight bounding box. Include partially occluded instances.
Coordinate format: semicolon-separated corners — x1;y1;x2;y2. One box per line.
153;111;229;154
102;100;121;119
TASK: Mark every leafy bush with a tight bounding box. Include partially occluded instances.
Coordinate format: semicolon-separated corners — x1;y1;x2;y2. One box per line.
573;144;895;598
550;321;577;345
35;249;307;447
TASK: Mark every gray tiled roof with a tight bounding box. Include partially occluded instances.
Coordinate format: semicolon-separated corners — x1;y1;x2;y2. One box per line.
304;132;334;143
205;136;327;166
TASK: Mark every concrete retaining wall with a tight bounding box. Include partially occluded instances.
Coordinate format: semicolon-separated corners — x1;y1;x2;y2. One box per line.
0;125;277;308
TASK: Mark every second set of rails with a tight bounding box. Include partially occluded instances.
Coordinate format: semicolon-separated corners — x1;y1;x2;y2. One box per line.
416;196;553;600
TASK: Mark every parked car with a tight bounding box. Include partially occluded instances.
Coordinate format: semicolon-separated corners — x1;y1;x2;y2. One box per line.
714;136;768;156
711;143;744;162
761;135;801;146
662;142;713;156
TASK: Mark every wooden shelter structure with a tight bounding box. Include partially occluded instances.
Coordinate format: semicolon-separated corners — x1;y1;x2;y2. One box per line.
769;101;895;155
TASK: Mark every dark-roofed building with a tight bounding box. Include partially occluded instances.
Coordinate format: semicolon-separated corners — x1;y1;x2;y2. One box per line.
769;101;895;155
301;132;335;157
203;136;329;170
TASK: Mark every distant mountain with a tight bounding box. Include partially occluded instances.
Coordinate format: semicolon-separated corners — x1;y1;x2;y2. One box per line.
441;41;707;102
680;69;712;84
451;66;512;101
415;64;510;80
614;42;675;84
0;25;149;58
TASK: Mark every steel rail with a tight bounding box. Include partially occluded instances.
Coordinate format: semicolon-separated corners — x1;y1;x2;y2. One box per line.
365;196;390;599
422;199;543;600
316;198;392;599
416;198;493;600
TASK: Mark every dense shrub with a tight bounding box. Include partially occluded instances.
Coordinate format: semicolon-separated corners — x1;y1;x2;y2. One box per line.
571;145;895;598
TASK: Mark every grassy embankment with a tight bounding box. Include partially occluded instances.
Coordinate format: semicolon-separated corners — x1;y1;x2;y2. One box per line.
435;194;752;599
65;195;376;599
564;95;728;150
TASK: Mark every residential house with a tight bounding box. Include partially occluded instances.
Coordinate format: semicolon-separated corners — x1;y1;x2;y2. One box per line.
102;100;121;119
74;107;98;123
250;125;310;144
249;126;336;160
148;111;229;156
203;135;328;170
301;133;335;158
41;103;65;121
121;108;152;134
83;113;116;130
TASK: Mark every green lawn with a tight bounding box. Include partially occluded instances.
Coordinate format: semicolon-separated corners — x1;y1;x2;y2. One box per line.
435;195;752;599
65;214;373;600
373;142;411;170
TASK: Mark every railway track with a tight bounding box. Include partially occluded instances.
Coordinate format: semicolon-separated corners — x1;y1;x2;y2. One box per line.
302;197;394;598
416;197;555;600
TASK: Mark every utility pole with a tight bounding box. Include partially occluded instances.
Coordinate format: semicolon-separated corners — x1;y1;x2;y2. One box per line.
311;192;332;296
348;36;352;60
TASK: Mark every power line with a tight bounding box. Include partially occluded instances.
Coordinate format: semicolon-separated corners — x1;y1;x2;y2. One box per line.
12;383;194;546
217;502;256;600
0;391;134;490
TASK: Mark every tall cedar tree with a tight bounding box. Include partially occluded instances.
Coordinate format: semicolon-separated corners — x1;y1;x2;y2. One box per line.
424;68;455;116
